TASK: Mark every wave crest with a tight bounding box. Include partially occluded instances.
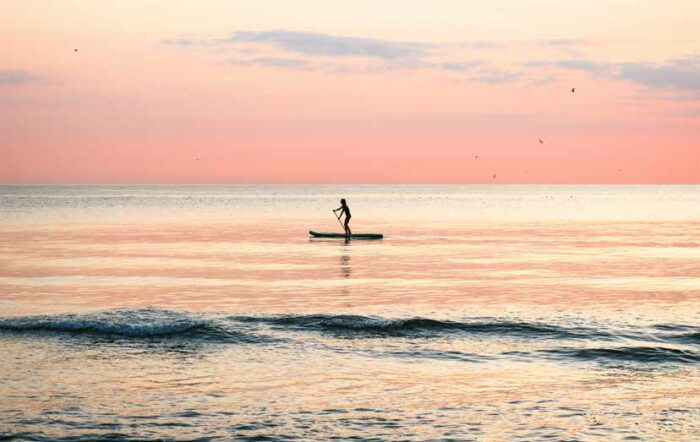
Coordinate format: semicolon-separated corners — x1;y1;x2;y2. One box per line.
543;346;700;364
0;308;265;343
230;314;604;339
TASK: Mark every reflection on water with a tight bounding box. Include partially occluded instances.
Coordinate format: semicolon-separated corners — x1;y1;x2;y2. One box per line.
0;185;698;440
340;254;352;279
340;251;352;307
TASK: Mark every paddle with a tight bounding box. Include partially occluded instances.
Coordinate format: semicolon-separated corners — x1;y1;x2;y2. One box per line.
333;210;345;231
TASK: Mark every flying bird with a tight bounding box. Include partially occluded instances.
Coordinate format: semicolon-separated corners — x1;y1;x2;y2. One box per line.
571;87;575;93
492;174;496;179
475;155;479;160
539;138;544;144
74;49;78;52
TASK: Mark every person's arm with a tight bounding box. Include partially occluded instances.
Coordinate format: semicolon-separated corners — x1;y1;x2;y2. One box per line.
333;206;343;213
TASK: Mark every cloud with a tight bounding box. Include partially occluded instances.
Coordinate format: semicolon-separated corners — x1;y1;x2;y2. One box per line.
163;38;207;47
0;70;43;85
439;61;483;72
233;30;431;60
230;57;311;69
457;39;584;50
527;59;608;73
166;30;524;84
168;30;431;61
668;107;700;117
530;55;700;96
468;41;508;50
539;39;582;47
228;55;492;79
470;69;520;84
616;55;700;92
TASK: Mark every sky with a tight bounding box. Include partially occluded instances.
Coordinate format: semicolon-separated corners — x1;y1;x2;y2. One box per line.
1;0;698;184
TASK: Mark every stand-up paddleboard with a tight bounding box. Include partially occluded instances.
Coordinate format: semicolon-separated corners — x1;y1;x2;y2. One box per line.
309;230;383;240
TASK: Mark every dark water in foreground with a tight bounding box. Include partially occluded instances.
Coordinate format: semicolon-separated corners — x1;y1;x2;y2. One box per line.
0;185;698;440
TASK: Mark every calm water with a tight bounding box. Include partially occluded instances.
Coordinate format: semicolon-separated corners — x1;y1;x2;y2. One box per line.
1;185;699;441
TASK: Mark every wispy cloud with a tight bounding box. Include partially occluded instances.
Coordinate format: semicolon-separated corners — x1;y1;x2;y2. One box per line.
439;61;483;72
539;39;582;47
470;69;520;84
530;54;700;96
166;30;528;83
232;30;431;60
666;107;700;118
527;59;608;73
617;55;700;93
163;38;208;47
226;56;486;77
0;70;43;86
457;38;584;50
167;30;430;61
468;41;507;50
230;57;311;69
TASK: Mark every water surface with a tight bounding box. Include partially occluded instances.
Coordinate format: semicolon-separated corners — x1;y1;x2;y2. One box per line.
1;185;698;440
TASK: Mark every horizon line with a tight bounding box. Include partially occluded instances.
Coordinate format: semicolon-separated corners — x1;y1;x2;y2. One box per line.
1;182;697;186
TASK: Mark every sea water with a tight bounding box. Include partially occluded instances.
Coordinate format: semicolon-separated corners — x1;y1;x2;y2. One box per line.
0;185;698;440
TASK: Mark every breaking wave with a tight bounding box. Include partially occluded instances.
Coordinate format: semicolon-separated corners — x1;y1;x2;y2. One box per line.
0;308;266;343
1;309;697;365
230;314;612;340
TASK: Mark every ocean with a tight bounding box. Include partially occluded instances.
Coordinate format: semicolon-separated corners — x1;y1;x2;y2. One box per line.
1;184;698;440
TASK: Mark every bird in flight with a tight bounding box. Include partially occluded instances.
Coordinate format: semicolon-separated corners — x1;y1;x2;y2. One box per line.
571;87;575;93
475;155;479;160
539;138;544;144
492;173;496;179
74;49;78;52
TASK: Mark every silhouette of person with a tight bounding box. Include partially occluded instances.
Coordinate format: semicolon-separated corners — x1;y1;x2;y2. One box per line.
333;198;352;234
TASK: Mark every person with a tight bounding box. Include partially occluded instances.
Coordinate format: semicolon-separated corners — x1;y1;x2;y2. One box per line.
333;198;352;234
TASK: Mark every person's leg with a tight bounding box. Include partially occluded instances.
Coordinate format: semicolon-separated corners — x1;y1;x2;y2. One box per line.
345;216;352;234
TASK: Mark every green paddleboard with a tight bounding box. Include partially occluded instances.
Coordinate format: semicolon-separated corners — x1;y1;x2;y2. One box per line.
309;230;383;240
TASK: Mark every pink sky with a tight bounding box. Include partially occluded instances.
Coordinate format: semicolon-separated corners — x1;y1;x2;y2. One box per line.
1;1;698;184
